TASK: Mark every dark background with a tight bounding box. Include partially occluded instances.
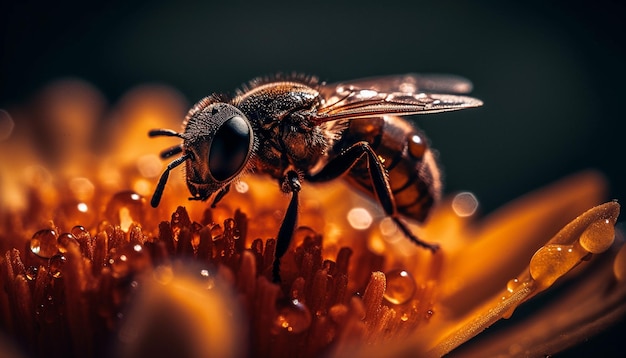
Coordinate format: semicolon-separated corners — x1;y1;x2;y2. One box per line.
1;0;624;356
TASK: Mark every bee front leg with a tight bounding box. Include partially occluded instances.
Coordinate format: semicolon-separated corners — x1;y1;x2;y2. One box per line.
308;141;438;252
273;170;301;283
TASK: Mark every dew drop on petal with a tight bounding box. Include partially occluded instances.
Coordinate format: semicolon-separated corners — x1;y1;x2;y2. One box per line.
579;219;615;254
48;254;66;278
57;233;79;253
272;299;312;334
59;201;96;228
529;244;585;290
105;190;146;232
383;269;417;305
506;277;521;293
30;229;58;258
71;225;90;239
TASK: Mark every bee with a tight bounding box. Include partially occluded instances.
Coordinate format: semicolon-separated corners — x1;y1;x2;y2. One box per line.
149;73;482;281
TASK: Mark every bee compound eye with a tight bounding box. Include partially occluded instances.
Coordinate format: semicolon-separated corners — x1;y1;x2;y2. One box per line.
208;116;252;181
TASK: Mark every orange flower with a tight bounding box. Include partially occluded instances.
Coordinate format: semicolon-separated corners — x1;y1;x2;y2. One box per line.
0;80;623;357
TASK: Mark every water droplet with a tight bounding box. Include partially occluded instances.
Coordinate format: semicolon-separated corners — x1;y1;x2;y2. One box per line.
383;269;417;305
58;201;96;228
424;309;434;320
272;299;312;334
49;254;66;278
105;190;145;232
529;244;586;290
506;278;521;293
30;229;58;258
58;233;79;253
579;219;615;254
71;225;90;240
25;266;39;281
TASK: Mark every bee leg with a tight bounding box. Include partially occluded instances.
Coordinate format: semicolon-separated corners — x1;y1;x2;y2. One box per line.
148;128;184;138
272;170;301;283
392;217;439;252
308;141;438;252
151;153;190;208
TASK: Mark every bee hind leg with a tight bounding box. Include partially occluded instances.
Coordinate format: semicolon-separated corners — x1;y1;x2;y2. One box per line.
392;217;439;252
308;141;439;252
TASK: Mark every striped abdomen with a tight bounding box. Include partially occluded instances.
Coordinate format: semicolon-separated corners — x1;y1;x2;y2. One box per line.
333;116;442;223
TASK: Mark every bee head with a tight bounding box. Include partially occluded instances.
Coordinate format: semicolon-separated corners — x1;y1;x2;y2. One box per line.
149;101;254;207
183;102;254;201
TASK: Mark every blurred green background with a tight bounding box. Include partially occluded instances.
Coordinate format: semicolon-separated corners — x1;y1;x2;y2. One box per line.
1;0;625;356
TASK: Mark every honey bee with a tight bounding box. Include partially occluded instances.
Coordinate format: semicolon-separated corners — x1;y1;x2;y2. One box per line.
149;74;482;281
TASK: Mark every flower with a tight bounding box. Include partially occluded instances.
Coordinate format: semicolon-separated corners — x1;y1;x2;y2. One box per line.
0;79;623;357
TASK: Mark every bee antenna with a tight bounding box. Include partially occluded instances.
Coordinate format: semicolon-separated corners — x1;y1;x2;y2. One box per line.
151;154;190;207
148;129;184;138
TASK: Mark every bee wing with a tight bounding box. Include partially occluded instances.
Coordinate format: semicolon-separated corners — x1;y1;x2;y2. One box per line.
314;77;483;123
319;73;475;99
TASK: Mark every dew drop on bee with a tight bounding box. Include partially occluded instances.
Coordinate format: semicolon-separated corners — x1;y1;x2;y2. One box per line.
149;73;483;281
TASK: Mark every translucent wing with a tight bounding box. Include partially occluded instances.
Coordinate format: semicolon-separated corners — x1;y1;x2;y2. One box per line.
315;74;483;123
319;73;475;97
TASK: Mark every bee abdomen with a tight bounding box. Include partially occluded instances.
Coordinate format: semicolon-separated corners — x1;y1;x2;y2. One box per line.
340;116;441;223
